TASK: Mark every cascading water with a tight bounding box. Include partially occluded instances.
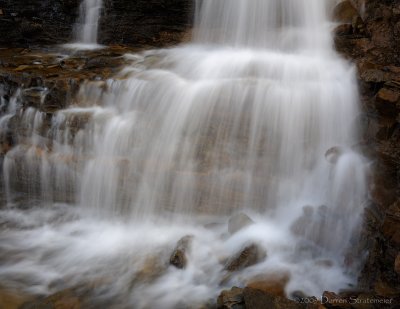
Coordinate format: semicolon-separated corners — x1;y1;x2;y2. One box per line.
0;0;368;307
65;0;103;49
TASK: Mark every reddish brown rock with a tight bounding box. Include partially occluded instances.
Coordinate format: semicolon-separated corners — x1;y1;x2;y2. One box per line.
20;289;81;309
375;87;400;117
245;272;290;298
217;287;245;309
333;1;359;23
243;287;307;309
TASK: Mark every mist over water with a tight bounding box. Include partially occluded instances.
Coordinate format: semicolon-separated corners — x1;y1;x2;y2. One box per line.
0;0;368;307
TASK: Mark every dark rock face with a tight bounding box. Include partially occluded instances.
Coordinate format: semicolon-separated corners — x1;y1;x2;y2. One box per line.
334;0;400;299
0;0;80;47
0;0;193;48
100;0;193;47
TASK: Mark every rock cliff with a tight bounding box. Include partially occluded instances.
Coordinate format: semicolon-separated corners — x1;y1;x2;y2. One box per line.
335;0;400;299
0;0;193;47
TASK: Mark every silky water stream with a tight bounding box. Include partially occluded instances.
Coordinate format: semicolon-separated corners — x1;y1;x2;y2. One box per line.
0;0;368;307
64;0;104;50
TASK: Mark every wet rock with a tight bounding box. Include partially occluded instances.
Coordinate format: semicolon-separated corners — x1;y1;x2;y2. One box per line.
395;253;400;275
22;87;48;107
245;272;290;298
321;291;351;308
373;280;399;298
225;244;266;272
333;1;358;23
228;212;254;235
170;235;193;269
20;289;81;309
325;147;344;164
217;287;245;309
135;254;168;283
381;201;400;246
291;205;314;236
335;0;400;300
243;287;306;309
334;24;353;36
375;87;400;117
0;287;32;309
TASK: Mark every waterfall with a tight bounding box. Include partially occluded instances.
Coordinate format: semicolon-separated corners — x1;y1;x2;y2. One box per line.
67;0;103;48
0;0;368;307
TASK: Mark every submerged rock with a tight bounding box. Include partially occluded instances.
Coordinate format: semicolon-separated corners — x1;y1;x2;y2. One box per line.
325;147;344;164
135;254;168;283
228;213;254;235
170;235;193;269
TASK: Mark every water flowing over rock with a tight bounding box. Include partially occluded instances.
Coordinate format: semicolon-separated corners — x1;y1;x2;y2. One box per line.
170;235;193;269
72;0;103;46
0;0;371;308
228;213;254;235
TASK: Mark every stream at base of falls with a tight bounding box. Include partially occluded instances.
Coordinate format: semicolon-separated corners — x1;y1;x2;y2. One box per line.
0;0;369;307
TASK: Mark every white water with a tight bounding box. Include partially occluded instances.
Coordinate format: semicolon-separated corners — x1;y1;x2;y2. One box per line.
65;0;103;49
0;0;368;307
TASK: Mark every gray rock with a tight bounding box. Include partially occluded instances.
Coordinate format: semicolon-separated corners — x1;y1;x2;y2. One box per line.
228;212;254;235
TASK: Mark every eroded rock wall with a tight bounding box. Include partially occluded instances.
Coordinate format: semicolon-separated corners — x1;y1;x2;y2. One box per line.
0;0;193;47
335;0;400;297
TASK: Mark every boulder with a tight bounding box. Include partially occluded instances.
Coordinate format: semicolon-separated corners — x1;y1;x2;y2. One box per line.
217;287;245;309
228;213;254;235
245;272;290;298
135;254;168;283
225;244;266;272
333;1;358;23
170;235;193;269
243;288;307;309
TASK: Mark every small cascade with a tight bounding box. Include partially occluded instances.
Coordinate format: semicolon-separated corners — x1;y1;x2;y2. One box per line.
0;0;369;307
66;0;103;49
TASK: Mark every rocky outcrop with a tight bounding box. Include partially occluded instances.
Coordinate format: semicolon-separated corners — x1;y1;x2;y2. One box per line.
0;0;80;47
100;0;193;47
334;0;400;300
0;0;193;48
169;235;193;269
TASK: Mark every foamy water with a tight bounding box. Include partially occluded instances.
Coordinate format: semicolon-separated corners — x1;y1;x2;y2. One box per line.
0;0;368;307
